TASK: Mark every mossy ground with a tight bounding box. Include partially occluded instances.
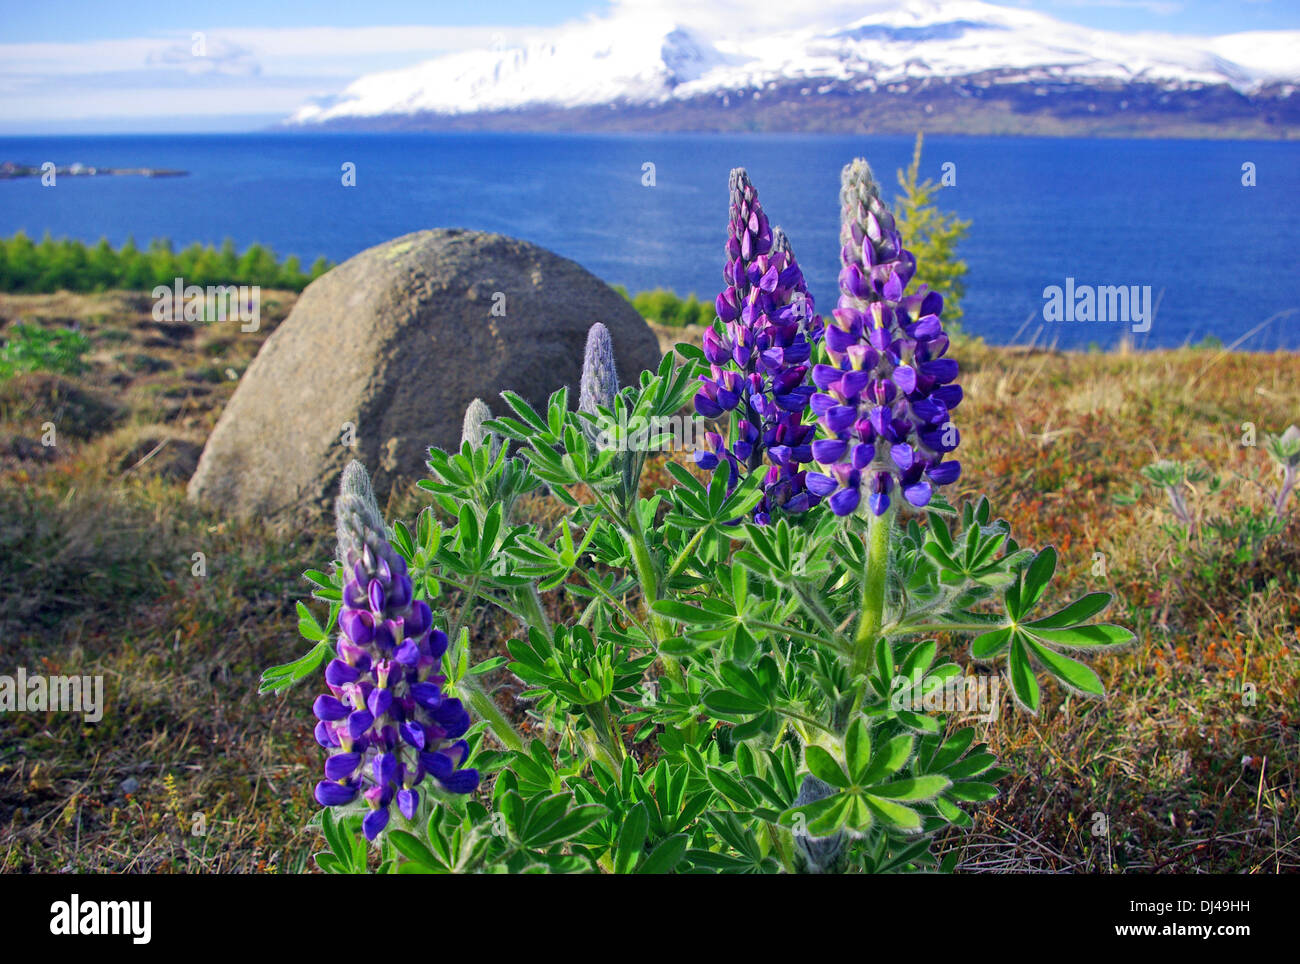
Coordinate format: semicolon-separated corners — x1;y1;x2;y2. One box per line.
1;293;1296;873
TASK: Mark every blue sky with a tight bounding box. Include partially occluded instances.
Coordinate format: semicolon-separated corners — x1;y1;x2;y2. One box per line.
2;1;1297;133
6;0;1297;41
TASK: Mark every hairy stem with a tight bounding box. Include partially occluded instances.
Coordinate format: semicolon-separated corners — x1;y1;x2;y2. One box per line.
461;675;524;753
666;527;707;580
852;505;894;680
513;583;553;638
625;513;682;685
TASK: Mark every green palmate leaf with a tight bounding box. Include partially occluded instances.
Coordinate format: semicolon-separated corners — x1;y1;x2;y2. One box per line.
258;640;331;694
296;601;326;641
1007;637;1041;714
947;781;1001;803
1017;545;1057;617
963;542;1129;711
1027;624;1135;648
651;599;732;625
803;745;849;788
303;567;343;602
844;717;872;781
783;792;851;837
388;829;444;871
706;766;755;808
1023;638;1105;696
970;627;1012;659
864;795;923;833
945;751;998;780
927;726;975;771
637;834;689;875
1026;591;1111;629
859;733;914;785
530;804;609;849
315;852;347;874
614;802;650;875
899;639;938;679
519;793;571;844
320;807;348;858
868;774;951;802
497;390;551;437
701;690;766;716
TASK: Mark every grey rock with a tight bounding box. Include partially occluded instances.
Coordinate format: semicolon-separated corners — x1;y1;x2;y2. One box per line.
187;229;662;520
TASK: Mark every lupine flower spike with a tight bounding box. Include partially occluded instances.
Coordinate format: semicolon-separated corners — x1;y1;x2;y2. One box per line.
314;460;479;840
694;168;824;522
806;159;963;517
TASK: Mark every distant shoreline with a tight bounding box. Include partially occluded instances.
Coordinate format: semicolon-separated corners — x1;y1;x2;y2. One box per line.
275;76;1300;142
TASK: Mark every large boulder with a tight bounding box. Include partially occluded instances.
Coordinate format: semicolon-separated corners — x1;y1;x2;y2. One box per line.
187;229;662;520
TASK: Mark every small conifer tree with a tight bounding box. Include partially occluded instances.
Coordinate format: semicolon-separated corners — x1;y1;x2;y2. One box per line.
894;132;971;328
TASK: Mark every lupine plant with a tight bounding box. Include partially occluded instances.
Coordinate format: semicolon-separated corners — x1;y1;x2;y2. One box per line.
1120;430;1298;570
264;159;1132;874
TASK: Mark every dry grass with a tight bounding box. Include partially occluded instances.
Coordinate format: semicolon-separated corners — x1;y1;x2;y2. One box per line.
1;296;1297;873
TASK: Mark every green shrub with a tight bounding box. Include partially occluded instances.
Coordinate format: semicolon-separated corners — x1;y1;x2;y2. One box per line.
0;232;334;294
626;288;710;328
0;323;91;381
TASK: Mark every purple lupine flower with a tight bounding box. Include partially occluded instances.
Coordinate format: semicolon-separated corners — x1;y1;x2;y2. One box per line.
692;169;824;522
806;159;963;517
313;460;478;839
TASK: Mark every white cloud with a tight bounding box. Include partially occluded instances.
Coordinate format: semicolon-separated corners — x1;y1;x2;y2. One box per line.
0;24;556;124
605;0;904;38
0;25;544;79
1051;0;1183;16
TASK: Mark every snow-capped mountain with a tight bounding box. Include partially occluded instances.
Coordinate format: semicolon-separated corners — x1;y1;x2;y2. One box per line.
284;0;1300;135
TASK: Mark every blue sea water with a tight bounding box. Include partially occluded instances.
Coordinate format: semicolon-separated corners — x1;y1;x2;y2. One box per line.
0;132;1297;349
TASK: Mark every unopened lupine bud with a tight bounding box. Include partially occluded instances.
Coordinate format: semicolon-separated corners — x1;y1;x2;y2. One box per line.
313;460;478;839
460;397;502;462
336;459;387;572
805;159;962;517
791;775;847;873
772;225;793;258
578;322;619;417
461;398;492;449
838;158;914;288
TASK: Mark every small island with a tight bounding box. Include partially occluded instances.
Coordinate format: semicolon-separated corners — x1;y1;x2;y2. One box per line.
0;161;187;180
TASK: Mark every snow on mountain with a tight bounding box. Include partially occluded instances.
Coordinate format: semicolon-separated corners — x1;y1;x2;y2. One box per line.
289;12;734;122
286;0;1299;125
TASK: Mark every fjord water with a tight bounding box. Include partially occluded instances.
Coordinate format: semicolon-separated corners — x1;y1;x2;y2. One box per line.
1;132;1296;349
